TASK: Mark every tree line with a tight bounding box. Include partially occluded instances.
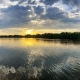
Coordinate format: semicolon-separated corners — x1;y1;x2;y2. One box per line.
25;32;80;40
0;32;80;40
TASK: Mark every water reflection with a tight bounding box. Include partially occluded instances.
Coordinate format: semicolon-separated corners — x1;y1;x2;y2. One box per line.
0;38;80;80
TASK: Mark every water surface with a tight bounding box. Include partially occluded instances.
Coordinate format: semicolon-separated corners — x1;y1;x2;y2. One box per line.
0;38;80;80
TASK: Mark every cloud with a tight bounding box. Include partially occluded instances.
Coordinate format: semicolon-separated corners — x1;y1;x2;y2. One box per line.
34;6;44;15
42;0;59;5
62;0;80;7
40;7;69;23
0;0;19;9
0;5;32;28
45;7;65;19
0;0;80;31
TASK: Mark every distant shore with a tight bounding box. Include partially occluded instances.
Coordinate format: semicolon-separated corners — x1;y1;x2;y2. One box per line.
0;32;80;40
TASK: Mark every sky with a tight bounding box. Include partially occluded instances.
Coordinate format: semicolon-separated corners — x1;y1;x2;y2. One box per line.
0;0;80;35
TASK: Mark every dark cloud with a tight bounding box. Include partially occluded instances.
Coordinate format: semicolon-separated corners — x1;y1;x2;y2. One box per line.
0;0;44;28
34;6;44;15
46;7;64;19
62;18;80;23
24;0;59;5
40;7;80;23
18;0;59;5
41;7;66;20
0;5;31;27
0;0;80;29
42;0;59;5
62;0;80;6
18;0;27;4
28;0;36;4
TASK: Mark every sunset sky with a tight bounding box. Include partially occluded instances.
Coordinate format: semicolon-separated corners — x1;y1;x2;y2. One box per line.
0;0;80;35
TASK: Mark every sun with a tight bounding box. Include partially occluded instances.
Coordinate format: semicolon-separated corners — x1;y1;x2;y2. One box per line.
26;30;33;34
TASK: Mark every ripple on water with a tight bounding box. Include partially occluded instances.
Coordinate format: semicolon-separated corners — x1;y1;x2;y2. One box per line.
0;38;79;80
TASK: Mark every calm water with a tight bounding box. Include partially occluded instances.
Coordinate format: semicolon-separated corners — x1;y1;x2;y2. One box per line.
0;38;80;80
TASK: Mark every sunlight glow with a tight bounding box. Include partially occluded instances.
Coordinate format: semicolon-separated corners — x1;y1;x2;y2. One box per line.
26;30;33;34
